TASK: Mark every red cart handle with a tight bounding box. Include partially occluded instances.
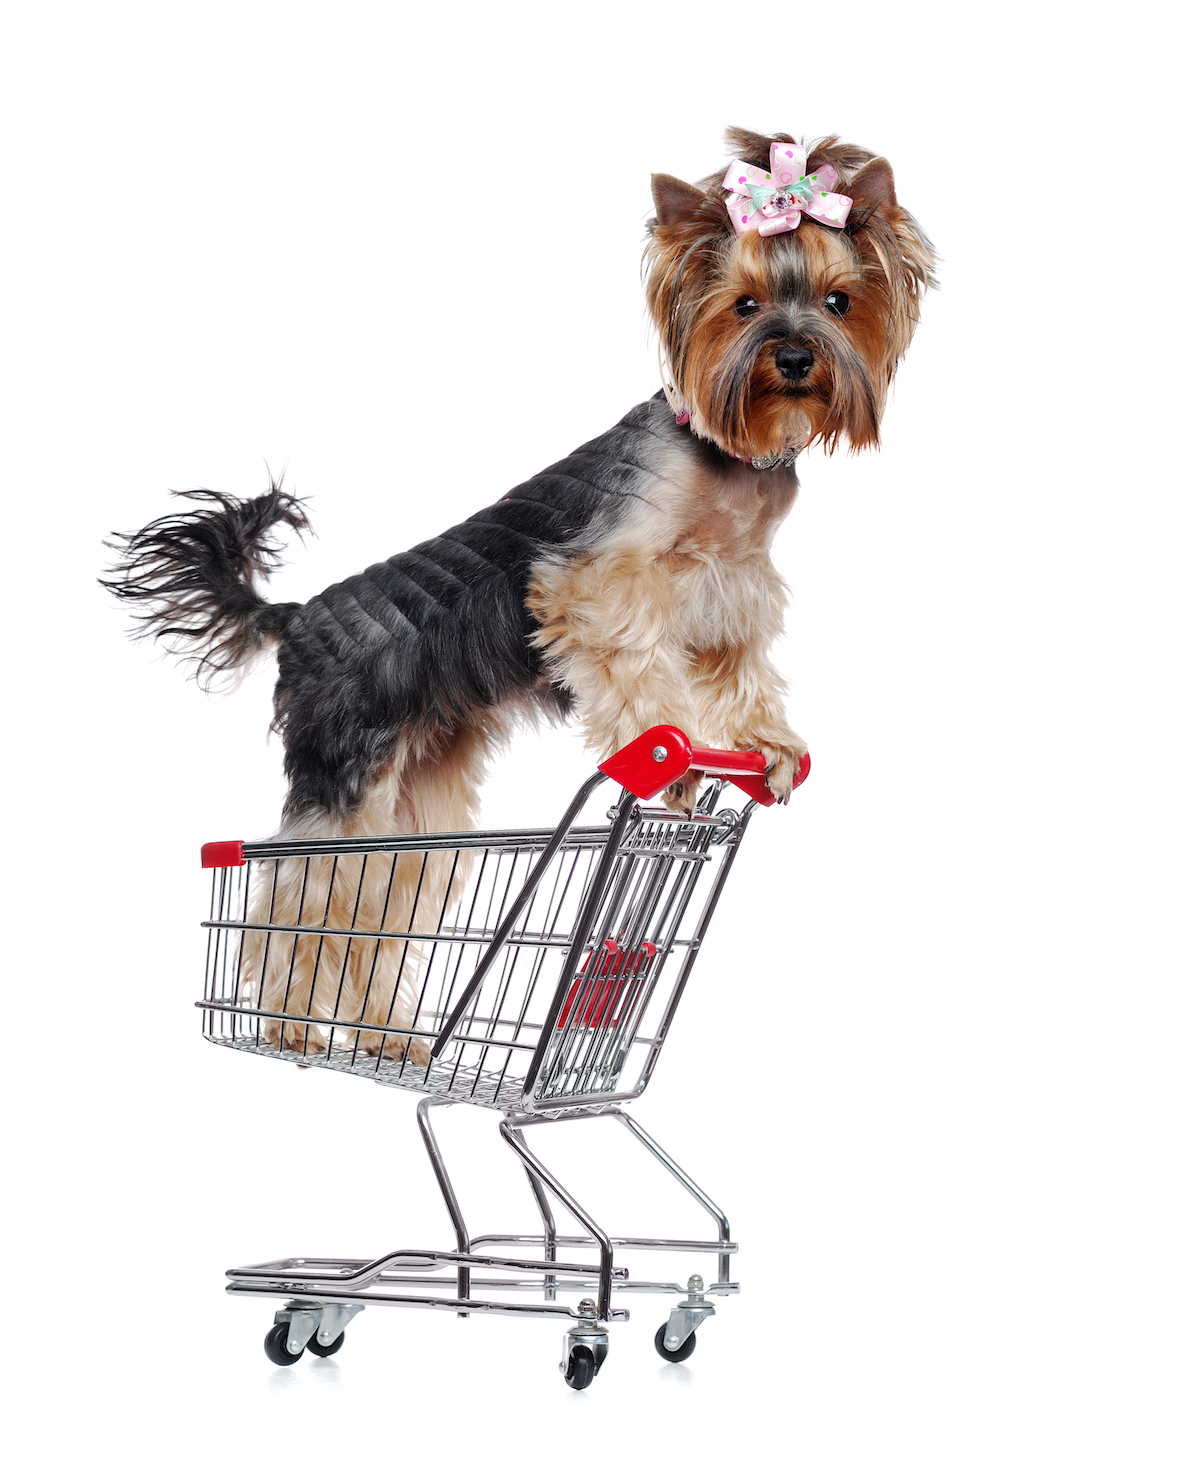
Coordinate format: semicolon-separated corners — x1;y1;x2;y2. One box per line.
598;725;810;808
201;729;810;868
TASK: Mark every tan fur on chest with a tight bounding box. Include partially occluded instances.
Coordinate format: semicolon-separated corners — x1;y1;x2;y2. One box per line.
526;447;802;765
529;446;795;655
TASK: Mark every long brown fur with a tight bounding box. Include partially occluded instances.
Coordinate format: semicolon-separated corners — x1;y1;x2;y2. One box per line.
645;128;935;460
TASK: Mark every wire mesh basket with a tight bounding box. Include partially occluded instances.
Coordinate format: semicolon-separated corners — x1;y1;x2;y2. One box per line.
201;751;753;1112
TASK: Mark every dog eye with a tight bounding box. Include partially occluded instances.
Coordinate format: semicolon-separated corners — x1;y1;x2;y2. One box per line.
824;291;850;317
734;296;760;319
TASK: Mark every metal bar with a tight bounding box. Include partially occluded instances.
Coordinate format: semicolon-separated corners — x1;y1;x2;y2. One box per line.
349;850;403;1069
514;1128;559;1301
254;859;282;1046
565;836;680;1089
298;853;340;1056
194;1000;440;1040
614;1112;733;1285
230;864;249;1033
416;1099;471;1307
498;1120;615;1320
224;1281;628;1322
493;847;596;1103
436;849;495;1076
227;1248;622;1284
386;849;435;1082
232;1272;685;1293
200;905;695;945
276;856;312;1043
209;913;489;943
468;1233;738;1254
536;807;691;1098
582;822;713;1089
615;806;731;825
326;851;372;1058
449;1032;535;1052
631;801;756;1099
520;788;641;1097
199;920;590;947
432;772;611;1058
240;826;616;861
231;808;717;866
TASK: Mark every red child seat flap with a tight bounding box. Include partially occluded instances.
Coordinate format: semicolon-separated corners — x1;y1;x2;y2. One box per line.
557;939;658;1029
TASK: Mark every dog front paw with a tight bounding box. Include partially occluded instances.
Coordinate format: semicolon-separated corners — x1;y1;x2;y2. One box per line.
661;771;703;817
755;739;808;805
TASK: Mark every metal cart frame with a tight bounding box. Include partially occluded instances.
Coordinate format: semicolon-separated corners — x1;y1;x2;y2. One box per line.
198;725;809;1386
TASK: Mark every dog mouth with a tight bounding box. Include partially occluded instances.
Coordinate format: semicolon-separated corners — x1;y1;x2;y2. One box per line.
774;385;813;400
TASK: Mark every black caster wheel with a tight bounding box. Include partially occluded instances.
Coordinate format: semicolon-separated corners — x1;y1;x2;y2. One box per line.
264;1322;303;1366
564;1343;596;1390
307;1331;344;1358
654;1323;697;1362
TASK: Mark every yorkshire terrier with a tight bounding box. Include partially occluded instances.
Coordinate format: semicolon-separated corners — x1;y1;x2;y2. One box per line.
104;127;934;1060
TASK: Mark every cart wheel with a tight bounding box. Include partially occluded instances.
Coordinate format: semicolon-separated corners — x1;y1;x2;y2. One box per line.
307;1331;344;1358
564;1343;595;1390
264;1323;303;1366
654;1323;697;1363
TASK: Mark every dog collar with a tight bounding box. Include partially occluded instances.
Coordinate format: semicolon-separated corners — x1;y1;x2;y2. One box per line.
673;407;800;471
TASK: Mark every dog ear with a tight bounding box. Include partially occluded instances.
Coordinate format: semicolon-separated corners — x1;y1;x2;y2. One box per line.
848;157;898;215
847;156;934;283
847;156;937;364
650;173;708;229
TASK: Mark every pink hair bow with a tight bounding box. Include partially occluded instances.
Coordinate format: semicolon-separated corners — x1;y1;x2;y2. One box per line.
723;141;853;236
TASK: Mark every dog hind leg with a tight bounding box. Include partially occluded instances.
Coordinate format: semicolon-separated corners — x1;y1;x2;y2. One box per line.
349;717;503;1068
245;711;513;1061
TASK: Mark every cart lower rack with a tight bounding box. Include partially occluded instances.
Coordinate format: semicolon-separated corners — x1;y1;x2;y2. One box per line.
199;725;809;1387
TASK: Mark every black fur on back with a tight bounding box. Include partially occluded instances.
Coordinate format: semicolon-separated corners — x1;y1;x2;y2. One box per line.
104;395;689;819
102;484;310;687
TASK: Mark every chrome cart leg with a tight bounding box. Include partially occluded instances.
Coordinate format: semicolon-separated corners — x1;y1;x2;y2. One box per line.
514;1128;559;1302
416;1098;471;1315
498;1121;615;1323
613;1111;733;1286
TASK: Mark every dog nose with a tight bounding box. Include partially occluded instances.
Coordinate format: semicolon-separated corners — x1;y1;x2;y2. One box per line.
775;345;814;381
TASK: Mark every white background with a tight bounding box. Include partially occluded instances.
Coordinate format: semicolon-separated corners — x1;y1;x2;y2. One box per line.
2;2;1196;1465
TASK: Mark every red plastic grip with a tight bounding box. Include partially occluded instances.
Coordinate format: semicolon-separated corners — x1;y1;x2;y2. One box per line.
598;726;811;807
200;840;246;869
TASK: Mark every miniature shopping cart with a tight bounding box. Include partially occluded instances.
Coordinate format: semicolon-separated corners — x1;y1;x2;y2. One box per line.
199;725;809;1388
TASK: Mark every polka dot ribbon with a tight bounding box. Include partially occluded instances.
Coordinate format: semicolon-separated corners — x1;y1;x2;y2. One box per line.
723;142;853;236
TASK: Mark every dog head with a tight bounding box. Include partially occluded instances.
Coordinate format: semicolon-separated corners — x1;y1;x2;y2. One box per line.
645;128;935;464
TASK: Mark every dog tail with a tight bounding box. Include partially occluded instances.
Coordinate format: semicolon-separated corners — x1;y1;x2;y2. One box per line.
101;483;310;686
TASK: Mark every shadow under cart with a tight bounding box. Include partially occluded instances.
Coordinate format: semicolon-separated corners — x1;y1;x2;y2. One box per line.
199;725;810;1388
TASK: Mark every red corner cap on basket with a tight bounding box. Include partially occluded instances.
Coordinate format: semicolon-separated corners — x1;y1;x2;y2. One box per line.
600;728;812;807
200;840;246;869
598;725;692;799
